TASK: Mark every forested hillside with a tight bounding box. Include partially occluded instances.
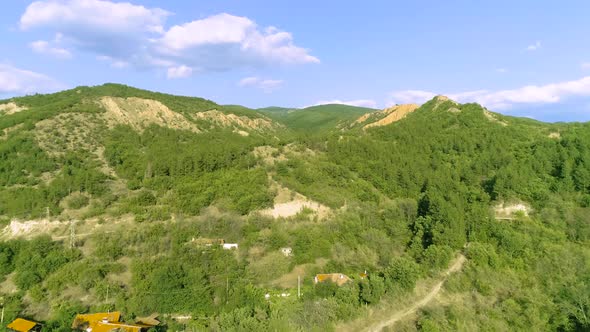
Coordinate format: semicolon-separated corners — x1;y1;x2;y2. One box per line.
0;85;588;331
260;104;377;131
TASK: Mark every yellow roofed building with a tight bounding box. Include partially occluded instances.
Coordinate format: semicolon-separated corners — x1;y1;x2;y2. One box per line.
7;318;41;332
71;311;156;331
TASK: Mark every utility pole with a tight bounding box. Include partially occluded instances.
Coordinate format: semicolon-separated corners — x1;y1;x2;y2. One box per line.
297;275;301;298
69;221;75;249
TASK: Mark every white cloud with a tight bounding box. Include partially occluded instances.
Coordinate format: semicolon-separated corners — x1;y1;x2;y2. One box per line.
388;76;590;110
158;14;319;70
19;1;318;74
310;99;377;108
238;76;283;93
29;40;72;59
167;65;193;79
581;62;590;70
496;68;507;73
0;64;65;94
526;41;541;51
96;55;129;68
238;77;261;86
388;90;437;105
20;0;168;32
111;61;129;69
21;0;168;69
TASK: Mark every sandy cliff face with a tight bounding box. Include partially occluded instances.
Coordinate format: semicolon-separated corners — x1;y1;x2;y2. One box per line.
99;96;200;132
363;104;420;129
193;109;280;132
355;104;419;129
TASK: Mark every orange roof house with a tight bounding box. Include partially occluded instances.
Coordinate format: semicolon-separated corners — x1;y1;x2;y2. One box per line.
314;273;351;286
7;318;41;332
71;312;156;332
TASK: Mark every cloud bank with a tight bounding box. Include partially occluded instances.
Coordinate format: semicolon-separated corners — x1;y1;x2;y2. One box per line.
310;99;377;108
389;76;590;110
0;64;65;94
238;77;284;93
29;40;72;59
20;0;319;77
167;65;193;79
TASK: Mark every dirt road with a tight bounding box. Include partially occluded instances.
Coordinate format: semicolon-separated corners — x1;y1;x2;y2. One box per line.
367;253;467;332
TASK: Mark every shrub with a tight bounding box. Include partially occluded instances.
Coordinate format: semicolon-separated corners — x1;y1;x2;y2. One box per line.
67;193;89;210
420;245;453;274
385;256;420;292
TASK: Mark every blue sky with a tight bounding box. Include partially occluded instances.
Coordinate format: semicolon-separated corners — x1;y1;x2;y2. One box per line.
1;0;590;121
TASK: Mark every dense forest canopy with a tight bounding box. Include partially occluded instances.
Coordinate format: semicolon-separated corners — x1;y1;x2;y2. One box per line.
0;85;588;331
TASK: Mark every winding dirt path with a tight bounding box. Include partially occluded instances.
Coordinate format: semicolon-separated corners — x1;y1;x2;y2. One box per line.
367;254;466;332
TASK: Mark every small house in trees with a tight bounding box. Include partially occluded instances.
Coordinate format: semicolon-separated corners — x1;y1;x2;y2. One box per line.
7;318;42;332
222;243;238;250
280;247;293;257
314;273;351;286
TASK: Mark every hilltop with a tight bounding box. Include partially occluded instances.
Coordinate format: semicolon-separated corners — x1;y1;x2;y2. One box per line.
0;84;588;331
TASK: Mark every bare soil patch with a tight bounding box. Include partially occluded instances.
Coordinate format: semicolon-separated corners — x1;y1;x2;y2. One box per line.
100;97;199;132
484;109;508;126
494;201;530;219
0;272;18;294
363;104;419;129
0;102;27;115
432;95;459;111
259;199;331;219
1;219;65;239
258;183;331;219
355;112;374;125
193;109;278;132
